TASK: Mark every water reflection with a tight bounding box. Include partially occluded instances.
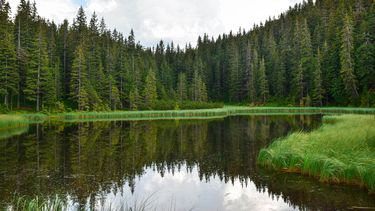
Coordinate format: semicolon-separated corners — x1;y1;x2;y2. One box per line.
0;115;374;210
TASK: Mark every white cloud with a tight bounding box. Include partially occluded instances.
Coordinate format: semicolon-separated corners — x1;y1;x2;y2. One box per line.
8;0;77;24
7;0;304;47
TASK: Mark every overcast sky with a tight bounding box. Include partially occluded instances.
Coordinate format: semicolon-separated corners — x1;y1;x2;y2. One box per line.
8;0;304;47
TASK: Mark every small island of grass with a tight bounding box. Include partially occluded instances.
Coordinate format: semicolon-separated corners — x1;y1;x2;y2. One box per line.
257;115;375;192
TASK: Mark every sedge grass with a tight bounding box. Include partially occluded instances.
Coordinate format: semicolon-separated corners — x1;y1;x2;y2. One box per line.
0;106;374;128
0;115;29;131
7;195;66;211
18;106;375;123
257;115;375;192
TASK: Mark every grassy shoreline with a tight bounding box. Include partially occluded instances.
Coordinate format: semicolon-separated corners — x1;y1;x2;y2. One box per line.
0;115;30;130
257;115;375;192
1;106;374;124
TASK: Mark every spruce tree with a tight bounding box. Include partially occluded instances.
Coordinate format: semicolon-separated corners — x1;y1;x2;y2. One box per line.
258;58;269;103
24;28;50;111
228;40;240;102
177;73;187;101
340;14;359;102
0;0;18;107
70;43;89;110
143;68;157;109
312;49;324;106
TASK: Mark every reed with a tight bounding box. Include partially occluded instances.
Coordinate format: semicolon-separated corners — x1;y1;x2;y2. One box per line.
257;115;375;192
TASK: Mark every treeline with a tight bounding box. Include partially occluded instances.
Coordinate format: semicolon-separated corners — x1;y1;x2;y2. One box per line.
0;0;374;112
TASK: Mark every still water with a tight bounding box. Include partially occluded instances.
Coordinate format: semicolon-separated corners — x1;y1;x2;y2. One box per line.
0;115;374;210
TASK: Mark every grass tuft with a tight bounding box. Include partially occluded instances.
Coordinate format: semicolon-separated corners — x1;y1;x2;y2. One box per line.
257;115;375;192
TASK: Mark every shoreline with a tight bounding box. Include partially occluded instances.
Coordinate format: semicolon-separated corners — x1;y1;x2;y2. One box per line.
257;115;375;193
1;106;374;126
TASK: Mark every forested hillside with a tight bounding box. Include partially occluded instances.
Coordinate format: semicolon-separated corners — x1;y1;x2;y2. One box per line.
0;0;374;112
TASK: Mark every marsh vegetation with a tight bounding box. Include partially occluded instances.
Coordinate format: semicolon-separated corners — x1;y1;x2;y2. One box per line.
258;115;375;192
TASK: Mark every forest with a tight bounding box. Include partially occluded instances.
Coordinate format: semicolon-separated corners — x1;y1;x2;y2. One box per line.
0;0;374;112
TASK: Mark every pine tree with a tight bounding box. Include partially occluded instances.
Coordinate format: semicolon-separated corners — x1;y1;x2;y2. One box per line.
300;19;314;98
250;48;259;102
129;87;140;110
42;65;57;110
177;73;187;101
70;43;89;110
258;58;269;103
24;28;51;111
190;67;207;102
199;80;208;102
340;14;359;102
143;68;157;109
0;0;18;107
191;68;200;102
228;40;240;102
109;75;121;110
293;62;304;103
312;49;324;106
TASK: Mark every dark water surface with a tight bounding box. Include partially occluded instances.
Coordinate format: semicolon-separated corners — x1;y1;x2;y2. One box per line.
0;115;374;210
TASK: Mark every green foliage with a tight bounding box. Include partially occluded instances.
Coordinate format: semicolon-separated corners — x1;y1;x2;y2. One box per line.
258;115;375;192
190;67;207;102
312;49;324;106
24;28;55;111
0;0;374;112
0;2;18;108
177;73;187;101
70;43;89;110
143;68;158;109
8;195;66;211
258;58;269;103
340;14;359;103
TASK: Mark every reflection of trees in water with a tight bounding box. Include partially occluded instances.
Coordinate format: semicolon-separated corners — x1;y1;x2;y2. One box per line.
2;115;373;209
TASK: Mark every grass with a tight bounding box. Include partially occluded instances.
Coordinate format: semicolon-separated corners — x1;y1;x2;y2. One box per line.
0;115;29;131
257;115;375;192
6;195;67;211
0;106;374;127
4;192;176;211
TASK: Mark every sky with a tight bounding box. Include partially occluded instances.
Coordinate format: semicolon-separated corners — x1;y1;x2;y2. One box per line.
8;0;304;47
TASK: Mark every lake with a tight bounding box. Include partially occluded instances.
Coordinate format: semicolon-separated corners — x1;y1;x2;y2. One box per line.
0;115;374;210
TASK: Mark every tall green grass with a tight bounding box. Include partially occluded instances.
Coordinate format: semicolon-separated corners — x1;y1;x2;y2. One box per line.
257;115;375;192
5;192;175;211
0;115;29;130
26;106;375;122
7;195;66;211
1;106;375;127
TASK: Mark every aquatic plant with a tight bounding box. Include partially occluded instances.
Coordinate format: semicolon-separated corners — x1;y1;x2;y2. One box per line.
7;195;66;211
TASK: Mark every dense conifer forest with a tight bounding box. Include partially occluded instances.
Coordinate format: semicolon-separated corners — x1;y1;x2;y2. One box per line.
0;0;374;112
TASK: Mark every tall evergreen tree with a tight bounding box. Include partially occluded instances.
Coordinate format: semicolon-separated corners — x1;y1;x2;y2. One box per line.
228;40;240;102
0;0;18;107
258;58;269;103
312;48;324;106
24;27;52;111
143;68;157;109
70;43;88;110
340;14;359;102
177;72;187;101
